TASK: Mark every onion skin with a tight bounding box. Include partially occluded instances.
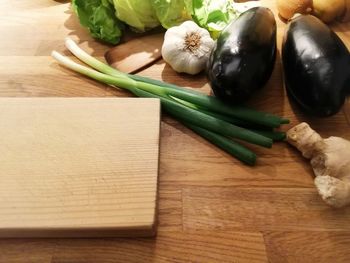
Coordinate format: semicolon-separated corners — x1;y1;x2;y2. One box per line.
341;0;350;22
276;0;312;20
282;15;350;117
312;0;345;23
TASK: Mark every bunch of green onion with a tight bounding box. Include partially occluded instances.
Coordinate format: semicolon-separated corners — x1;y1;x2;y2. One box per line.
52;38;289;166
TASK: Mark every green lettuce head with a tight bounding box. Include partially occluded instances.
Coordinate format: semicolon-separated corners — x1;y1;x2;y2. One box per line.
187;0;239;39
72;0;251;45
72;0;124;45
112;0;160;32
151;0;191;29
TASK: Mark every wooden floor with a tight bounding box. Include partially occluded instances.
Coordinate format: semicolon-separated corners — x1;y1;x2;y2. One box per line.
0;0;350;262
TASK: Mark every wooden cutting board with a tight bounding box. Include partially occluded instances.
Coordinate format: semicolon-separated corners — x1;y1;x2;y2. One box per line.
0;98;161;238
105;33;164;73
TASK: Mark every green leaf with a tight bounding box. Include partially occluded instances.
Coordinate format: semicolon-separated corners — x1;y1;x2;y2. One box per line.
112;0;160;32
188;0;239;39
72;0;124;44
151;0;191;29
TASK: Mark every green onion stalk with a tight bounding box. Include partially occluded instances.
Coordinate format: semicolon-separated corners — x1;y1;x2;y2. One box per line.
51;38;290;165
65;38;289;128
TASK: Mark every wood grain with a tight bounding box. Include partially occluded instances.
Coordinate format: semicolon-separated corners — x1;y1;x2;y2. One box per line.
0;98;160;237
1;0;350;261
264;231;350;263
105;33;164;73
182;187;350;232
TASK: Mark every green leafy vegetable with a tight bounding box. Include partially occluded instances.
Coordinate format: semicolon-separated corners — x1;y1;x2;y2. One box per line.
151;0;191;29
72;0;124;44
72;0;260;44
112;0;159;32
188;0;239;38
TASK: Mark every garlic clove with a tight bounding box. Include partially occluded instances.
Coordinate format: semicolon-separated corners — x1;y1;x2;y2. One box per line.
180;20;200;31
172;55;190;74
186;55;204;75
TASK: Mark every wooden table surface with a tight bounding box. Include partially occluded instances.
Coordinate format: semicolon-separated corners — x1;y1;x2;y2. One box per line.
1;0;350;262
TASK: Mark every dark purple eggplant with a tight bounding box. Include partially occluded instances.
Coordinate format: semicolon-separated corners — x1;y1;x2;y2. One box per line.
207;7;277;104
282;14;350;117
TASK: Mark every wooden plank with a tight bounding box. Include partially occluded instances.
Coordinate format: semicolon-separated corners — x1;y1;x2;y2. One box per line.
0;57;128;97
158;118;315;188
0;239;54;263
0;2;98;57
0;98;160;237
156;186;183;232
182;187;350;232
264;231;350;263
48;231;267;263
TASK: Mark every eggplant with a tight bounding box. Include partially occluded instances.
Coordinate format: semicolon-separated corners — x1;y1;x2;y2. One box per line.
207;7;277;104
282;14;350;117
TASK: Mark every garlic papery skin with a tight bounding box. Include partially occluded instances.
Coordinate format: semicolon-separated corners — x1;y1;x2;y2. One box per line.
161;21;215;75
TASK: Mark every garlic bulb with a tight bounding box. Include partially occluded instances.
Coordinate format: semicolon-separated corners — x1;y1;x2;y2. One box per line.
161;21;215;75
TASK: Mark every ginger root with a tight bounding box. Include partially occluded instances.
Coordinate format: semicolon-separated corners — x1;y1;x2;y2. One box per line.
287;122;350;208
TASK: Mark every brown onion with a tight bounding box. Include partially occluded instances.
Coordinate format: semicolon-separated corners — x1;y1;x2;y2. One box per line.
276;0;312;20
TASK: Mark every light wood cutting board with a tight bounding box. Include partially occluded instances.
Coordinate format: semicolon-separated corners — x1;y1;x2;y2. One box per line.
0;98;160;238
